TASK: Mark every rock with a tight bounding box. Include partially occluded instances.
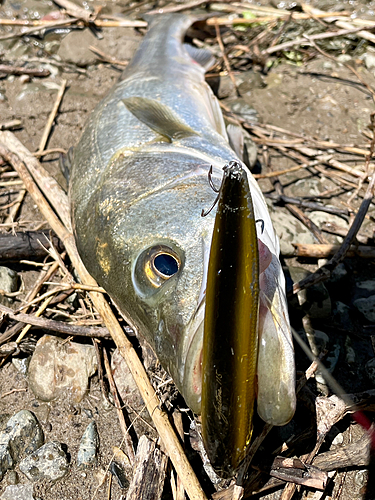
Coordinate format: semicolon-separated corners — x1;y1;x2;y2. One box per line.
109;461;129;489
77;421;99;467
363;52;375;71
345;336;356;366
353;295;375;322
236;71;266;94
333;301;354;331
57;29;98;67
336;54;352;64
111;348;144;411
0;266;18;306
225;98;259;123
356;280;375;293
268;205;315;256
0;410;44;481
309;212;348;244
5;469;18;485
28;335;97;403
0;484;35;500
19;441;69;482
208;75;236;99
12;357;30;376
330;263;348;283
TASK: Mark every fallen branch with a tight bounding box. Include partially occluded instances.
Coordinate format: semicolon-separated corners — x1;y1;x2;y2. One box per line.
0;230;63;261
0;303;111;339
0;64;50;77
288;243;375;259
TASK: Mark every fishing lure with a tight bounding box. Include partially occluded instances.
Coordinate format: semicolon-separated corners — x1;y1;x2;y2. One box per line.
201;160;259;477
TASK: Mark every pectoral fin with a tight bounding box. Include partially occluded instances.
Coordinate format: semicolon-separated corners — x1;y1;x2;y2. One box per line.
122;97;198;141
184;43;215;70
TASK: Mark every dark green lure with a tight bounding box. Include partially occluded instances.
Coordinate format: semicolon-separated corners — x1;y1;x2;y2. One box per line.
202;161;259;477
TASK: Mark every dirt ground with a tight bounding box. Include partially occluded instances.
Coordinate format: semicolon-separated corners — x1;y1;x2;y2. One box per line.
0;0;375;499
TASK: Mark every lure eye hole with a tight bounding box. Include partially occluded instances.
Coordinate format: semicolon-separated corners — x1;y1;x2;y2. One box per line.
153;253;179;277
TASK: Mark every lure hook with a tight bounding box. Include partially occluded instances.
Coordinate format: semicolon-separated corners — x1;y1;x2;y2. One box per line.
201;165;222;217
256;218;265;234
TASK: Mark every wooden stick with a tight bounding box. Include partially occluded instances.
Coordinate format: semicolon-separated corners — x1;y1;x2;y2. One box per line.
0;132;207;500
0;119;22;131
0;65;50;77
0;303;111;339
52;0;94;23
289;243;375;259
214;23;239;96
103;346;135;464
4;188;26;224
89;46;128;67
262;25;374;55
2;131;71;232
0;230;63;261
37;80;67;154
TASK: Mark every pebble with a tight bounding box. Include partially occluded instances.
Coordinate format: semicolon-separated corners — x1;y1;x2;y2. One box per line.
0;410;44;481
353;295;375;322
356;279;375;293
77;421;99;467
0;484;35;500
111;348;144;411
12;357;30;376
0;266;18;306
363;53;375;71
109;461;129;489
19;441;69;482
57;29;98;67
5;469;18;485
331;432;344;446
28;335;97;403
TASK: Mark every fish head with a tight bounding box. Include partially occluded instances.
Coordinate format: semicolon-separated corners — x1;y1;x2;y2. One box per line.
120;180;214;414
73;154;221;414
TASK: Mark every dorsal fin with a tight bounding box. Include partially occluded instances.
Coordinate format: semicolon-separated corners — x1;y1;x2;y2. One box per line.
122;97;197;141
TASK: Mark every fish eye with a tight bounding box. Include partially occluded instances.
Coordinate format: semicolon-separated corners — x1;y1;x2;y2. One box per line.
153;253;179;277
133;244;183;297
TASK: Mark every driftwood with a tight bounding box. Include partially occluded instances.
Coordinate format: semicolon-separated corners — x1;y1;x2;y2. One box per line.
126;435;168;500
0;230;63;261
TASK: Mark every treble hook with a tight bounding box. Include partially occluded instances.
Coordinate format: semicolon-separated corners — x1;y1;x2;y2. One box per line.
201;165;222;217
256;219;265;234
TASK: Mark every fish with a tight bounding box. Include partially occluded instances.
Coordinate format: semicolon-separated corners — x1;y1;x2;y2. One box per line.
70;12;296;468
